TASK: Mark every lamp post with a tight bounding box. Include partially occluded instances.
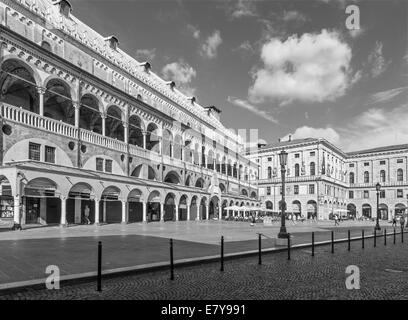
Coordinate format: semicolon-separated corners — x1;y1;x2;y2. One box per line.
375;182;381;231
278;149;289;239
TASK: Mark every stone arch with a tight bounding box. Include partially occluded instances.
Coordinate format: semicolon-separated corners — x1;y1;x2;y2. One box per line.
127;188;144;223
66;182;96;224
44;78;75;125
184;139;192;162
80;93;102;134
129;114;144;147
190;195;199;221
362;203;372;218
241;189;248;197
162;128;173;157
164;171;181;184
292;200;301;218
178;194;188;221
250;191;257;199
195;177;205;188
147;190;161;222
219;183;226;194
200;196;208;220
185;175;191;186
0;58;39;113
307;200;317;219
146;122;160;152
164;192;177;221
106;105;124;141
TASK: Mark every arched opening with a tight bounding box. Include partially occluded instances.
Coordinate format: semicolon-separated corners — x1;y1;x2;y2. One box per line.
164;171;180;184
185;175;191;186
219;183;226;194
128;115;144;147
131;164;143;178
207;150;214;170
209;196;219;220
164;193;176;221
265;201;273;210
44;78;74;125
147;165;156;180
23;178;60;225
80;94;102;134
395;203;406;217
162;129;173;157
147;190;161;222
67;182;95;224
100;186;121;223
379;203;388;220
193;143;200;165
307;200;317;220
292;200;301;219
241;189;248;197
347;203;356;218
178;195;188;221
0;59;39;113
128;189;143;222
173;134;182;160
250;191;257;199
146;123;160;152
106;106;124;141
362;204;372;218
0;176;13;222
200;197;207;220
184;140;192;162
221;199;228;219
190;196;198;221
195;177;204;189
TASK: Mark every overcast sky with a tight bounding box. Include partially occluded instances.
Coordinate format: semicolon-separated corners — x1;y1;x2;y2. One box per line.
70;0;408;152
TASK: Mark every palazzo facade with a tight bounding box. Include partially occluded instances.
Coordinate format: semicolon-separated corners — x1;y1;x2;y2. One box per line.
0;0;259;226
250;137;408;220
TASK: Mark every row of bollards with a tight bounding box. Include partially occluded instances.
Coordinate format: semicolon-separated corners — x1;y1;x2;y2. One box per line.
94;227;406;291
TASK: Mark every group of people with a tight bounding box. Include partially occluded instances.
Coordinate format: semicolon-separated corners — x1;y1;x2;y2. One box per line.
391;215;406;229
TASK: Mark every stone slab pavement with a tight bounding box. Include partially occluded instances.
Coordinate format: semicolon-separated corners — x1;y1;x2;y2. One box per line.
0;220;400;287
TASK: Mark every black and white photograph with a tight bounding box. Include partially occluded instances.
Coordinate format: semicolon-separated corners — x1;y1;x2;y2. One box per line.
0;0;407;309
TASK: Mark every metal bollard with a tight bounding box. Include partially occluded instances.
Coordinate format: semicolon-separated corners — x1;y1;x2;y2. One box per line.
258;234;262;265
394;228;396;244
384;229;387;246
331;231;334;254
170;238;174;280
348;230;351;251
97;241;102;292
362;230;364;249
287;234;291;261
374;230;376;247
312;232;315;257
220;236;224;272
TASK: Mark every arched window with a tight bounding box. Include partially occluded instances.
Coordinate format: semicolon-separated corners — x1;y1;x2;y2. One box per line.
310;162;315;176
397;169;403;182
295;164;300;177
349;172;355;184
364;171;369;183
267;167;272;179
380;170;386;183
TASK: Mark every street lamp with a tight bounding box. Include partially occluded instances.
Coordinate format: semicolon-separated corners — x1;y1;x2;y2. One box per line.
278;149;289;239
375;182;381;231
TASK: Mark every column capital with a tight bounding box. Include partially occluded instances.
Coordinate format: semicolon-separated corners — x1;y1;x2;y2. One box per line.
36;86;46;95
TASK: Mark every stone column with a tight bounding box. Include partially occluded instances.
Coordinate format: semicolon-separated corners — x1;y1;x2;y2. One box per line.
219;204;222;220
196;205;200;221
160;202;164;221
13;195;21;224
94;198;100;224
60;196;67;226
121;200;127;223
37;87;45;116
206;204;209;220
142;201;147;222
175;204;179;221
101;115;106;136
74;102;80;128
142;131;147;149
123;123;129;144
187;204;190;221
159;137;163;155
103;200;107;222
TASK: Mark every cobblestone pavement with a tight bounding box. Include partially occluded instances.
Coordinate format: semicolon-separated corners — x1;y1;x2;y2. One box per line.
0;220;399;286
1;235;408;300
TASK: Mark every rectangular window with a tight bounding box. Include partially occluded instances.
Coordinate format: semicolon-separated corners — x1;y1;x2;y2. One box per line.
280;186;283;195
44;146;55;163
349;191;354;199
397;189;403;198
380;190;385;199
266;186;271;196
96;158;104;171
267;157;272;162
105;159;113;173
294;185;299;195
397;159;403;164
364;162;369;166
380;160;386;165
309;184;315;194
349;163;354;167
310;151;315;156
28;142;41;161
295;153;300;158
363;190;369;199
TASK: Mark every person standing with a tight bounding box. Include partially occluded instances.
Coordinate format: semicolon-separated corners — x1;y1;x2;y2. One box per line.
400;215;405;230
392;216;397;228
334;214;339;226
84;205;91;225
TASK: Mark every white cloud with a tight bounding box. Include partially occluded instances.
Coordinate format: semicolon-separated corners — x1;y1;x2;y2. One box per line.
200;30;223;59
367;41;390;78
227;96;277;123
249;29;356;105
228;0;257;19
368;87;407;104
285;104;408;152
187;24;200;39
162;60;197;96
282;10;307;23
135;48;156;62
282;126;340;145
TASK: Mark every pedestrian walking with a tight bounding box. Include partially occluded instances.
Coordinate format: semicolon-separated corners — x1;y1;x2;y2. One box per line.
334;214;339;226
400;216;405;230
392;216;397;227
84;205;91;225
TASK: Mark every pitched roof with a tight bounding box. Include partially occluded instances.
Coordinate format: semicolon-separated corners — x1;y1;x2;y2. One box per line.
347;144;408;156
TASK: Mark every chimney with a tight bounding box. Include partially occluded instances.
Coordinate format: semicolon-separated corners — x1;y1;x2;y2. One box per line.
289;135;292;142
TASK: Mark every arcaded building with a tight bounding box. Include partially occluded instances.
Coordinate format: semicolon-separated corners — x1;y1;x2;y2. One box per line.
0;0;259;226
250;137;408;220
